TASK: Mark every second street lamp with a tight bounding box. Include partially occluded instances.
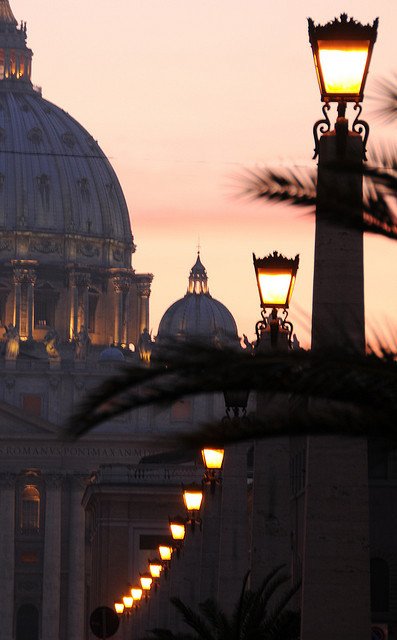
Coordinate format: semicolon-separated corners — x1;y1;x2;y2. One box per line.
182;483;203;530
253;251;299;348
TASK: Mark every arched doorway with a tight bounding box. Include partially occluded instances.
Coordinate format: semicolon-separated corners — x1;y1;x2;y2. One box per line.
16;604;39;640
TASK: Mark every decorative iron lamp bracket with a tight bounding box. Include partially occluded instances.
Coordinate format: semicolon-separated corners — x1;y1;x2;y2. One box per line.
255;307;293;348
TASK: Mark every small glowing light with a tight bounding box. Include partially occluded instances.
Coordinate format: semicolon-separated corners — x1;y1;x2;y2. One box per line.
140;574;153;591
159;545;173;561
318;42;369;95
148;559;163;578
114;602;124;614
122;596;133;609
183;487;203;512
169;519;186;541
129;343;135;352
202;448;224;470
131;587;143;601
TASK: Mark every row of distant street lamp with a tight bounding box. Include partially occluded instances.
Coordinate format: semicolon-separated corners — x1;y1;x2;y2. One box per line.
113;448;225;616
113;252;303;615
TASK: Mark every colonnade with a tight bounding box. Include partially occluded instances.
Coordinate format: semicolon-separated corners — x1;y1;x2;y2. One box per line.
0;472;86;640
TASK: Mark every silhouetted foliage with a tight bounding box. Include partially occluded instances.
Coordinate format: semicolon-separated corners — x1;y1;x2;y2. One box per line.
145;566;300;640
65;341;397;445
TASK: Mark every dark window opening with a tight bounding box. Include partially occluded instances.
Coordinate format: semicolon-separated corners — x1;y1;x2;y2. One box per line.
22;394;42;417
34;284;57;329
140;534;173;550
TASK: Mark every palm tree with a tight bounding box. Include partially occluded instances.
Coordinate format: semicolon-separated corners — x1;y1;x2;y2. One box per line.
145;566;300;640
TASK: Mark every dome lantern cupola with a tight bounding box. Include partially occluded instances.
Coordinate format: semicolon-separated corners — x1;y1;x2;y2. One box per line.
0;0;33;89
157;253;239;346
188;253;208;295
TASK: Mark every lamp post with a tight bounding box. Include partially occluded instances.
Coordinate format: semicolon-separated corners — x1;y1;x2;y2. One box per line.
295;13;378;640
253;251;299;348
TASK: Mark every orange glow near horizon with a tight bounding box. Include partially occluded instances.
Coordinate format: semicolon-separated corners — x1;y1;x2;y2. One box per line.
318;41;369;95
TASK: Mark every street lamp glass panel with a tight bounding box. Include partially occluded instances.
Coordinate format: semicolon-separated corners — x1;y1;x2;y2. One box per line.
131;587;143;601
159;545;173;561
317;40;369;96
202;448;224;470
170;521;186;540
149;560;163;578
140;574;153;591
183;488;203;512
114;602;124;614
257;272;295;308
122;596;133;609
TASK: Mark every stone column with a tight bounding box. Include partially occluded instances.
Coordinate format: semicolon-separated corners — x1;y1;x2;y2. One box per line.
13;269;23;333
42;474;63;640
112;275;130;346
199;486;222;602
217;443;248;615
67;476;86;640
69;273;79;340
26;270;37;341
300;128;370;639
0;473;16;640
77;273;90;332
136;281;151;335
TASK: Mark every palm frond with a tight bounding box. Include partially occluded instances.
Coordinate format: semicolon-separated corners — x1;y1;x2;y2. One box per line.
239;162;397;240
65;341;397;443
170;597;215;640
198;599;231;639
370;72;397;124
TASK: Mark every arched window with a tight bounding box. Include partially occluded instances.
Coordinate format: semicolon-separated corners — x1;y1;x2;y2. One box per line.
20;485;40;534
370;557;389;612
16;603;39;640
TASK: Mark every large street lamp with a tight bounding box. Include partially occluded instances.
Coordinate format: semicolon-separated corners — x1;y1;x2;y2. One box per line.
253;251;299;347
297;13;378;640
308;13;378;158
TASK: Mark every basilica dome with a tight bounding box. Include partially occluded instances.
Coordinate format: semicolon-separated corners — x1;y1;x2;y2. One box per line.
157;254;239;345
0;0;133;269
0;1;152;348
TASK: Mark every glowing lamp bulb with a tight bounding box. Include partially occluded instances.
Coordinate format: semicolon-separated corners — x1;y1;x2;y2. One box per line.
159;545;173;561
202;448;224;470
140;574;153;591
114;602;124;614
131;587;143;601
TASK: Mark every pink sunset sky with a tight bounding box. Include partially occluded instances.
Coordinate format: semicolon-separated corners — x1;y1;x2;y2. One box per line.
15;0;397;347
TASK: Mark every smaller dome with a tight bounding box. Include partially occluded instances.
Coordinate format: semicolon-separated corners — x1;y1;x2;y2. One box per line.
157;253;238;346
98;346;125;362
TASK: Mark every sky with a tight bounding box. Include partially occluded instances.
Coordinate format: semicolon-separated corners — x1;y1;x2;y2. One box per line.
14;0;397;347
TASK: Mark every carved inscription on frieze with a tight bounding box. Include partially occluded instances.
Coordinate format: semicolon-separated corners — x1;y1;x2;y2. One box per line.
0;445;152;459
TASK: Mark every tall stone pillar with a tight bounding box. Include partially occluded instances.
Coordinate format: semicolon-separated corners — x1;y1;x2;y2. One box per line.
199;487;222;602
217;443;248;614
136;281;151;335
112;275;131;346
69;273;79;340
67;476;86;640
250;436;291;589
13;269;22;333
42;474;63;640
26;270;37;340
0;473;16;640
77;273;90;332
300;128;371;639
